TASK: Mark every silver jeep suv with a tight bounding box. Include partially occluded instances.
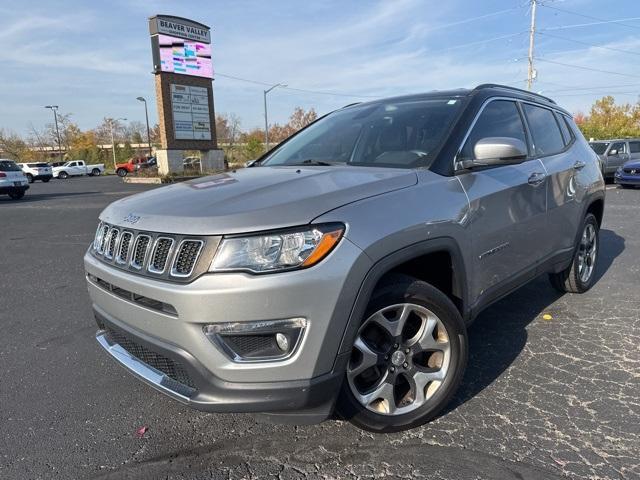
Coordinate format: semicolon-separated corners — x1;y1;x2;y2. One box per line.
85;84;605;432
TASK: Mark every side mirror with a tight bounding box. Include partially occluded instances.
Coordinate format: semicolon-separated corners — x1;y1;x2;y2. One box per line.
245;159;258;168
609;149;618;156
460;137;528;169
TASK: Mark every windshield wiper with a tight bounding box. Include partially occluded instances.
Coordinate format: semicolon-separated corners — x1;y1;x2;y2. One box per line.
290;159;337;166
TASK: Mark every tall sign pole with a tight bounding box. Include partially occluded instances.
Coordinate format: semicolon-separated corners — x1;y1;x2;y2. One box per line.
148;15;224;175
527;0;537;91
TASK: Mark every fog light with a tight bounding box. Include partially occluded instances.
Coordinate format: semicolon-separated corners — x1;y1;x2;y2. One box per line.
275;333;289;351
203;318;306;362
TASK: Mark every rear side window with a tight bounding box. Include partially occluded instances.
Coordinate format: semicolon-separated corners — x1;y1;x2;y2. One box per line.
555;113;573;146
0;160;21;172
523;104;565;156
629;141;640;153
461;100;527;159
27;163;48;167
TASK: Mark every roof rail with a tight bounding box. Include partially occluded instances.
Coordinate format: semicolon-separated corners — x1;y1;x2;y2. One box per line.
474;84;556;104
341;102;362;109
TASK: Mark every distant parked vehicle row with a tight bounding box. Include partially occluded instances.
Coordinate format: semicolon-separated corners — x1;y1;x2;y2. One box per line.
0;159;29;200
18;162;52;183
589;138;640;178
53;160;105;179
115;156;155;177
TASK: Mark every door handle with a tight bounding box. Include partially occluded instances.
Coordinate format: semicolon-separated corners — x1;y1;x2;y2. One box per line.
528;172;546;186
573;161;586;170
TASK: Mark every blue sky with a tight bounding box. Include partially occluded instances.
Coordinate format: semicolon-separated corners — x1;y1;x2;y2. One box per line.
1;0;639;135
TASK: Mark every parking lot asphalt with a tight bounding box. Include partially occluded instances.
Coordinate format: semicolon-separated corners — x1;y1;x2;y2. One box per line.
0;176;638;480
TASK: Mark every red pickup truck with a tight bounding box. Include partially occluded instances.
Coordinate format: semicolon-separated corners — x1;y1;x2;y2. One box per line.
115;156;151;177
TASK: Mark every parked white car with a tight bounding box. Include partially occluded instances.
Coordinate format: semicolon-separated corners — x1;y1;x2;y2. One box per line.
0;159;29;200
19;162;53;183
53;160;105;179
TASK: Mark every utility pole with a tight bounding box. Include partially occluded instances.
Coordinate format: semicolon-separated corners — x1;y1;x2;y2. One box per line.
44;105;63;162
527;0;538;91
108;117;127;170
263;83;286;150
136;97;153;158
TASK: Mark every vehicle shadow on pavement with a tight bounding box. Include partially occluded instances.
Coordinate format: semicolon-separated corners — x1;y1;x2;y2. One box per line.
442;228;624;415
0;191;101;204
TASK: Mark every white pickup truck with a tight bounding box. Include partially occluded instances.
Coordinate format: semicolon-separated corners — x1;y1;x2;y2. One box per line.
53;160;105;179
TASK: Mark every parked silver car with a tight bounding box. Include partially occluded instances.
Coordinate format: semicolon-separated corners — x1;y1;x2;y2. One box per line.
85;84;605;432
589;138;640;179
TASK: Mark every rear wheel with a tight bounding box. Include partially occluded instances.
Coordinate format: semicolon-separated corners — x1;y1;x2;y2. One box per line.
337;274;467;433
58;171;68;179
116;168;128;178
549;213;599;293
92;168;101;176
26;174;34;183
8;191;25;200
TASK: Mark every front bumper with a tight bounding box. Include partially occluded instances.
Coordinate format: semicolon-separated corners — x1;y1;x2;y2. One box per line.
84;237;372;418
615;173;640;185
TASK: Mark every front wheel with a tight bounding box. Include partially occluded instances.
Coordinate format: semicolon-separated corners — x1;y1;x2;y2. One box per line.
549;213;599;293
337;274;467;433
42;178;50;183
58;171;68;179
26;174;34;183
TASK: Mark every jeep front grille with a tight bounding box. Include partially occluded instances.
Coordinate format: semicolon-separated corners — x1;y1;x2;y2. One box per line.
90;222;217;282
148;238;174;274
131;235;151;269
105;228;119;259
172;240;204;277
116;231;133;264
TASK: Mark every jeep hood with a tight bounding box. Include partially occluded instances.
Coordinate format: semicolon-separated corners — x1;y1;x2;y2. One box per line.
100;166;417;234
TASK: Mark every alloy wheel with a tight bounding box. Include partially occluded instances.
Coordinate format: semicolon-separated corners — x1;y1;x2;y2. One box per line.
577;223;597;283
347;303;451;416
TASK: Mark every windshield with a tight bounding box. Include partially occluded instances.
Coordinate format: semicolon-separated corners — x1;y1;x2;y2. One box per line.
261;97;464;169
589;142;609;155
0;160;21;172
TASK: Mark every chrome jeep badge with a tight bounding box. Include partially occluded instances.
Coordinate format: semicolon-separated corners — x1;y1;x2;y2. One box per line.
123;213;141;224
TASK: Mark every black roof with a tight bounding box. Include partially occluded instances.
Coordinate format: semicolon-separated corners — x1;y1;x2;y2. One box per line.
343;83;566;114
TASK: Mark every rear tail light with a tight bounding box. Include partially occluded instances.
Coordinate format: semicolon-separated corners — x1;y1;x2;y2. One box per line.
0;173;6;178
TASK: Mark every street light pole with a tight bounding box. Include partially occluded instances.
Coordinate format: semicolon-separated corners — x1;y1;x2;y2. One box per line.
263;83;286;150
136;97;152;158
45;105;63;162
108;117;127;170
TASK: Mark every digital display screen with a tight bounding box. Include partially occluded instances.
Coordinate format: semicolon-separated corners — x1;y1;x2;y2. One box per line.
157;34;213;78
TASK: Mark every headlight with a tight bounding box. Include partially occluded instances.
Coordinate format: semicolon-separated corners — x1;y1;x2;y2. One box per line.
210;223;344;273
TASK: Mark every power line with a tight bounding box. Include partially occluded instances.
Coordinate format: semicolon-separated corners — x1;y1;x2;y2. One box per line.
539;3;640;31
543;82;640;93
541;17;640;32
538;31;640;57
214;73;378;98
536;57;640;79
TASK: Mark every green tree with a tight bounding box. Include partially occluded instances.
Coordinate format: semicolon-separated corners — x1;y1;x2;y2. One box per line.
577;96;640;139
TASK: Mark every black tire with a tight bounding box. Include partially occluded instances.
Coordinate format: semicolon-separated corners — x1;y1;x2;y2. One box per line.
8;191;25;200
619;184;634;189
337;274;468;433
549;213;599;294
42;178;50;183
26;174;34;184
116;168;128;178
92;168;101;176
58;171;68;179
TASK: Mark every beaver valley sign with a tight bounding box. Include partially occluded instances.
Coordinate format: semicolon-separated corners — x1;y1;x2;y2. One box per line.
149;16;211;43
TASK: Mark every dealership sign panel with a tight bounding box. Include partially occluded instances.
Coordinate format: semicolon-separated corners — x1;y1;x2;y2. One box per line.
170;84;211;140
